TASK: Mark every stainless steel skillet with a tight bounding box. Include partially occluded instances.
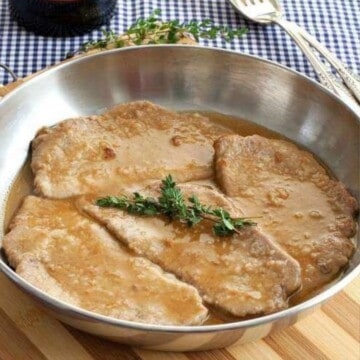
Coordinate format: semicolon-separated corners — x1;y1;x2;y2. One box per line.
0;46;359;351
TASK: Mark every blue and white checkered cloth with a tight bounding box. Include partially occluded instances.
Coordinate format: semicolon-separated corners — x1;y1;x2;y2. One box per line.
0;0;359;85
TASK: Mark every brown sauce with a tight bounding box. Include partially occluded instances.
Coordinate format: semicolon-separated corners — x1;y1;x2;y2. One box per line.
4;161;33;231
3;111;350;325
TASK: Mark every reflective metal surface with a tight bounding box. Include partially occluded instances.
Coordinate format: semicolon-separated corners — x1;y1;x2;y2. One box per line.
0;46;359;351
228;0;360;112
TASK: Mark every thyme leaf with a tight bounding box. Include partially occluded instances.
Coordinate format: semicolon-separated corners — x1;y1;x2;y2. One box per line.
96;175;256;237
67;10;248;58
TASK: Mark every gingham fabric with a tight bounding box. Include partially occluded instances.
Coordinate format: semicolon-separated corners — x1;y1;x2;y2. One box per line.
0;0;359;85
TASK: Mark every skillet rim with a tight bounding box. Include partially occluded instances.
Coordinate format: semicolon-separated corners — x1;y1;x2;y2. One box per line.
0;45;359;334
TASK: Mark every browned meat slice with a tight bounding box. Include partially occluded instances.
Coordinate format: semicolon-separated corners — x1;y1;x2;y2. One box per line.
31;101;232;198
214;134;357;295
80;184;301;317
3;196;208;325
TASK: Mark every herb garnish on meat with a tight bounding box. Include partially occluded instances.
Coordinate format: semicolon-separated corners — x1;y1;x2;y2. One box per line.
96;175;256;237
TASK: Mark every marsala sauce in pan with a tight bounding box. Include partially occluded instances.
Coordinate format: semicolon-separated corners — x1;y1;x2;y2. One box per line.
3;111;349;325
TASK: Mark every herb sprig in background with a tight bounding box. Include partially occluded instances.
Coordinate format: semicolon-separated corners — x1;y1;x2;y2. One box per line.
67;10;248;57
96;175;256;237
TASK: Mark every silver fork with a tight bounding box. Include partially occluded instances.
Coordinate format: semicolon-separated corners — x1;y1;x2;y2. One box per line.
229;0;360;113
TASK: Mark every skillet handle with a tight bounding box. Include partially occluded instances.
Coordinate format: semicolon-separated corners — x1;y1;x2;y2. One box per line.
0;63;19;99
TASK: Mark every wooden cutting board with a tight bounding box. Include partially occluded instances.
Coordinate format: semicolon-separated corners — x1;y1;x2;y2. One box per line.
0;58;359;360
0;272;358;360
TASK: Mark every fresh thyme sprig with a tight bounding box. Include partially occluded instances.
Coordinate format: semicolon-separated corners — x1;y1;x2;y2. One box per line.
96;175;256;237
67;10;248;57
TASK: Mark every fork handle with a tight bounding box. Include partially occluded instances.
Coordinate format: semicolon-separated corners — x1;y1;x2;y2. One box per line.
295;26;360;102
274;19;360;114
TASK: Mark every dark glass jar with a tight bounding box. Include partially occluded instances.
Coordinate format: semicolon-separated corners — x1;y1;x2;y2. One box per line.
9;0;117;37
